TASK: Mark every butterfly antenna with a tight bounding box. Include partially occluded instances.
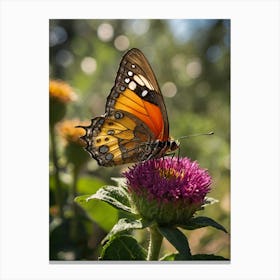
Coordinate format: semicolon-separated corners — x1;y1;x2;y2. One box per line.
178;131;214;141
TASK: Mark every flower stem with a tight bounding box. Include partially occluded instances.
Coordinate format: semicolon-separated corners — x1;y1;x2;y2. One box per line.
70;165;80;242
147;225;163;261
50;124;64;219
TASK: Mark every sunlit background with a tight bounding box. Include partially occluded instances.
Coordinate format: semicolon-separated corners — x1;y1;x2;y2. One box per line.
49;19;230;260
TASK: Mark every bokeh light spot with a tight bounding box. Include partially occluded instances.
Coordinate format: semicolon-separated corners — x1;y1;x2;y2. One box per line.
131;20;150;35
186;59;202;79
81;57;97;75
171;54;187;71
55;50;74;67
114;35;130;51
49;26;68;47
97;23;114;42
162;81;177;98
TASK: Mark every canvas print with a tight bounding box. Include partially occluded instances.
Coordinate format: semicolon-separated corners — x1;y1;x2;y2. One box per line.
49;19;230;261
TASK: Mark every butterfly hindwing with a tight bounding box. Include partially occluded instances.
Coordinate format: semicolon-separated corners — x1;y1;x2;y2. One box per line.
82;110;158;166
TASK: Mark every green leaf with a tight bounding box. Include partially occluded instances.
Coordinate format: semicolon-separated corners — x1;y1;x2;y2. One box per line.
103;218;149;243
161;253;229;261
75;195;118;232
202;197;219;207
100;234;147;260
160;253;177;261
87;185;133;213
191;254;229;261
111;177;127;188
180;216;228;233
158;227;192;260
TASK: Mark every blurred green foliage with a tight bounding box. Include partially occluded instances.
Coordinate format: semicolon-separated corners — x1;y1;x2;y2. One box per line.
49;19;230;260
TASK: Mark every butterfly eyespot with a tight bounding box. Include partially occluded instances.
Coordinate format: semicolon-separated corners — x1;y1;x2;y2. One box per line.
96;138;101;143
104;137;110;142
124;78;130;83
113;91;120;98
99;145;109;154
97;119;105;126
127;71;133;77
114;111;124;119
105;153;114;161
107;129;115;135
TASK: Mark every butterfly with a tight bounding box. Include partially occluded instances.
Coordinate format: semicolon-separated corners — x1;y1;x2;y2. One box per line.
80;48;179;167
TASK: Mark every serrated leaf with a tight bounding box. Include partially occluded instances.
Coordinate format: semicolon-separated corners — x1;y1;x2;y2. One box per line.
103;218;149;243
180;216;228;233
191;254;229;261
75;195;118;232
158;227;191;260
100;234;147;260
87;185;133;213
111;177;127;188
202;197;219;207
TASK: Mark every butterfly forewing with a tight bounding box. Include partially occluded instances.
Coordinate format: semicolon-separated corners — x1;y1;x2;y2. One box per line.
106;48;169;140
80;48;177;166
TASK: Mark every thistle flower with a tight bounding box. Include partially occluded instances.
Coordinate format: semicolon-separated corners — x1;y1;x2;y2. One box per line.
123;157;212;225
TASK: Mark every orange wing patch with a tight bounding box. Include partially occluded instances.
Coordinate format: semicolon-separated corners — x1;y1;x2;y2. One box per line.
115;89;164;140
81;108;160;166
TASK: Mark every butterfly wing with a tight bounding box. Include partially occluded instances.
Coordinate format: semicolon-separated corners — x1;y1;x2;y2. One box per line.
81;48;170;166
106;48;169;141
81;111;162;166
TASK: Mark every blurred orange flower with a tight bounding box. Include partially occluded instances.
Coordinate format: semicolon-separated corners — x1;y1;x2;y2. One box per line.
49;79;77;104
57;119;88;147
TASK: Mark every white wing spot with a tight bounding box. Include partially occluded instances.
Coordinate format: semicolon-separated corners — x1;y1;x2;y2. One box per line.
131;64;136;68
133;75;145;86
141;90;148;97
127;71;133;76
128;81;137;90
139;74;154;90
124;78;130;83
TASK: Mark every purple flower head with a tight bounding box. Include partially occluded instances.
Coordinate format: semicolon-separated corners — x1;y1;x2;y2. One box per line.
124;157;211;203
123;157;212;224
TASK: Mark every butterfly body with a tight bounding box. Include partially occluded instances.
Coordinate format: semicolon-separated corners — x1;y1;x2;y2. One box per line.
81;48;179;166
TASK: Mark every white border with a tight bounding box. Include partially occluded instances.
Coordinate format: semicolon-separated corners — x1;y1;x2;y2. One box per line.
1;1;279;280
